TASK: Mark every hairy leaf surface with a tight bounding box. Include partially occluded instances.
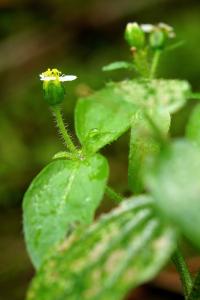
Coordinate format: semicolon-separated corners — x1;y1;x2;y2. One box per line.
23;155;109;268
27;196;176;300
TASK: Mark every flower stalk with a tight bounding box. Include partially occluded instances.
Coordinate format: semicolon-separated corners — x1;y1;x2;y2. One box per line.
52;105;77;154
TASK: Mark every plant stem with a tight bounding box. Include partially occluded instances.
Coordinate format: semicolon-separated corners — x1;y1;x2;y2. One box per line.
105;186;123;203
52;105;77;154
143;110;168;147
150;50;161;79
188;271;200;300
172;248;193;298
134;50;150;78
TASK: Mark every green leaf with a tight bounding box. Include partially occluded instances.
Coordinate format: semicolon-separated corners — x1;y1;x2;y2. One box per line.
129;108;171;193
102;61;134;71
23;154;109;269
186;104;200;147
145;139;200;249
114;79;191;113
27;196;176;300
75;79;190;154
75;84;136;154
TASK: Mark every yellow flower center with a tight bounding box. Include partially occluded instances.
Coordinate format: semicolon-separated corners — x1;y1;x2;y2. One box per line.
42;68;62;79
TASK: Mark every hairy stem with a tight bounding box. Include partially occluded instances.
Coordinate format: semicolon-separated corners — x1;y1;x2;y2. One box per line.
172;248;193;298
52;105;77;154
188;271;200;300
105;186;123;203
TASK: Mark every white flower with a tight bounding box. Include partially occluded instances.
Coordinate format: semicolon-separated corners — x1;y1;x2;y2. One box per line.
140;24;154;33
39;68;77;82
140;23;175;38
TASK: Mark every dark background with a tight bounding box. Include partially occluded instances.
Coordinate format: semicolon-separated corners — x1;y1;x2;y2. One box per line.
0;0;200;299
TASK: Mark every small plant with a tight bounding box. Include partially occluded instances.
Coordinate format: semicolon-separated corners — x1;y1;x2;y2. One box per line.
23;23;200;300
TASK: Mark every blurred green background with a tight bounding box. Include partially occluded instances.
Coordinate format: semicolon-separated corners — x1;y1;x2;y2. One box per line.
0;0;200;299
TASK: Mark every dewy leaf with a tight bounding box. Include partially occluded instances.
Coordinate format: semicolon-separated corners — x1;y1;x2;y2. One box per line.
145;139;200;249
129;108;171;193
102;61;134;71
27;196;176;300
186;103;200;147
75;79;190;154
23;154;109;269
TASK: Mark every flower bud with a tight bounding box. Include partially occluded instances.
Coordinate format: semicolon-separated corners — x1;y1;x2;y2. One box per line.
43;79;65;106
124;22;145;49
39;68;77;106
149;30;166;50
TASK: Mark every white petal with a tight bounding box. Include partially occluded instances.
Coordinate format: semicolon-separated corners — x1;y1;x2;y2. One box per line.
59;75;77;82
40;75;57;81
158;22;174;31
140;24;154;32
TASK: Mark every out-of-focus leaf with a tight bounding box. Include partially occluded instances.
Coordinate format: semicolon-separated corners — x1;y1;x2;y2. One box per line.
186;103;200;147
27;196;176;300
145;139;200;249
23;155;109;269
129;108;170;193
102;61;134;71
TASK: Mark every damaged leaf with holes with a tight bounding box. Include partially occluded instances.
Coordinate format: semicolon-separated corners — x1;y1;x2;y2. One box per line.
27;196;176;300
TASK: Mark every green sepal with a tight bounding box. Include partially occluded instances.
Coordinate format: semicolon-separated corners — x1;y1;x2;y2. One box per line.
149;30;166;50
124;22;145;49
43;80;65;105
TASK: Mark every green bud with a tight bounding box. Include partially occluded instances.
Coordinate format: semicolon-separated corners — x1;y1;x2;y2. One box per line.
124;22;145;49
43;79;65;106
40;68;77;106
149;30;166;50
